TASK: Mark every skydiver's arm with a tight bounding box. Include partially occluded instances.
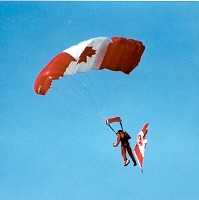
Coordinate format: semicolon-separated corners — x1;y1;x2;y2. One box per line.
113;134;121;147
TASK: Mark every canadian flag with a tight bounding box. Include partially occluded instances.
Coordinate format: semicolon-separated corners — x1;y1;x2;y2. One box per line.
63;37;112;75
134;123;149;172
34;36;145;95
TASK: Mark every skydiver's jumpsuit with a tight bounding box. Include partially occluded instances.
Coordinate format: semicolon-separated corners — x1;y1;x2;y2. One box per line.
114;132;137;165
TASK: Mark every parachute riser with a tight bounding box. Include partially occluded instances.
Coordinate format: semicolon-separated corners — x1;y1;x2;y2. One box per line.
106;119;124;135
119;121;123;131
107;124;117;134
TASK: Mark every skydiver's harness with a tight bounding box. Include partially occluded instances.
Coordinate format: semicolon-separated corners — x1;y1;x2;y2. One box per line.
120;132;131;147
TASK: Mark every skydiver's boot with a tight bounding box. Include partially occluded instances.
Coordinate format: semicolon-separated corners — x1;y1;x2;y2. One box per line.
133;161;137;166
124;159;130;166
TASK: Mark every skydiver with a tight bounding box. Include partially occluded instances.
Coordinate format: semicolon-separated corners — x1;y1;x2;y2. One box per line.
113;130;137;167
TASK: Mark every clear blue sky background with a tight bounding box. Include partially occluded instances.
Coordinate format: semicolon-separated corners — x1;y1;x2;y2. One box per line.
0;1;199;200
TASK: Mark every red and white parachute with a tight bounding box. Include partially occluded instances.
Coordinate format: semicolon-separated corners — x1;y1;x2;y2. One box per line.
34;36;145;95
134;123;149;173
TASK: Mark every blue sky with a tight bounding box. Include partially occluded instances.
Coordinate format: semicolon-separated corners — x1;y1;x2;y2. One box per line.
0;1;199;200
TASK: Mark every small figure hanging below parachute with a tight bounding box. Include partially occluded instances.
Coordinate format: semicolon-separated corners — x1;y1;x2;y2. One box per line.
106;116;149;172
34;36;145;95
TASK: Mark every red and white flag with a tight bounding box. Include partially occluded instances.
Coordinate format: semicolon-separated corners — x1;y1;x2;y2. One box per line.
34;36;145;95
134;123;149;173
63;37;112;75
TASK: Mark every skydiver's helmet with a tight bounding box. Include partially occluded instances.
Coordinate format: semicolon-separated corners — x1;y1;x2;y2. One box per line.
117;130;123;134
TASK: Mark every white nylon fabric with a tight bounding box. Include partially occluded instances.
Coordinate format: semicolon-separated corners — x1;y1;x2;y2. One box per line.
136;130;148;157
63;37;113;75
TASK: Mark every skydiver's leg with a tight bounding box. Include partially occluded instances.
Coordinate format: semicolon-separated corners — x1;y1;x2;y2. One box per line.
127;146;137;166
121;146;127;160
121;146;130;166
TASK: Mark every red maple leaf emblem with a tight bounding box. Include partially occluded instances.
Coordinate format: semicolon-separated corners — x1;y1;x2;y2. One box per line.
77;46;96;64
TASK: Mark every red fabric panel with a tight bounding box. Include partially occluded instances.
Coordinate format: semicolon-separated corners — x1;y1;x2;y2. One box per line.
34;52;75;95
100;37;145;74
134;144;144;168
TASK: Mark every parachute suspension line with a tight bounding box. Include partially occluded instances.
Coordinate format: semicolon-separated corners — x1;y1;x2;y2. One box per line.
56;77;92;116
83;72;117;120
83;85;105;122
53;84;90;117
68;74;105;123
83;73;106;119
78;72;112;122
51;74;102;118
83;72;98;91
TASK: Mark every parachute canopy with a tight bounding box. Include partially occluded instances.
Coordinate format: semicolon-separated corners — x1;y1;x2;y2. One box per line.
34;36;145;95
